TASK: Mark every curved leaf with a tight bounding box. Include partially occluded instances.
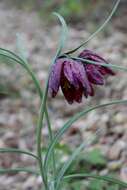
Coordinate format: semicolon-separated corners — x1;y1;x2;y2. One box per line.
36;12;68;182
53;12;68;57
56;142;85;189
0;168;39;175
63;173;127;188
0;148;38;160
66;0;121;54
16;33;28;61
73;57;127;72
0;49;50;186
44;99;127;170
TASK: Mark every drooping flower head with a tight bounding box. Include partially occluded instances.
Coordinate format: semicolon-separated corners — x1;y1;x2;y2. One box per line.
48;58;94;104
48;50;115;104
79;49;115;85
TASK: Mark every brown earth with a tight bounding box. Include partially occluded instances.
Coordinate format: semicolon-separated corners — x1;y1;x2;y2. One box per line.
0;1;127;189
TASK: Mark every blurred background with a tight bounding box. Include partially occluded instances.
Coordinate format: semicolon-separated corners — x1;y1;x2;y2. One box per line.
0;0;127;189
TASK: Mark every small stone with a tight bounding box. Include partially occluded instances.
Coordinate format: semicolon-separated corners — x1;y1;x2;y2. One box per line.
107;140;126;160
108;160;123;171
4;131;19;148
114;113;127;124
120;166;127;182
99;169;109;176
23;176;37;189
0;139;5;148
111;125;125;134
37;176;42;185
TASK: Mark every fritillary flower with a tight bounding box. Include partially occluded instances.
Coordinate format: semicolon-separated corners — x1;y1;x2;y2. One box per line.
48;58;93;104
79;49;115;85
48;50;115;104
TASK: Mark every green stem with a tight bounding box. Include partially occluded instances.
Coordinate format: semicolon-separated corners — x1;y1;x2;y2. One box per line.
46;102;56;177
37;56;58;188
37;109;49;190
43;12;69;179
1;11;68;184
1;11;68;187
37;81;49;190
36;18;65;182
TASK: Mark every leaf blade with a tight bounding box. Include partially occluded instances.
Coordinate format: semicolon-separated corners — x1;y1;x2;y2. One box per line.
44;99;127;171
56;142;85;190
0;168;39;175
0;148;38;160
53;12;68;57
66;0;121;54
63;173;127;188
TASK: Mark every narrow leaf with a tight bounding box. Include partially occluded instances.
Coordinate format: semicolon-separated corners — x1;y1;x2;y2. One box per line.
0;51;43;98
0;168;39;175
73;57;127;72
16;33;29;61
53;12;68;57
44;99;127;170
0;148;38;160
36;12;68;181
63;173;127;188
66;0;121;54
56;142;85;190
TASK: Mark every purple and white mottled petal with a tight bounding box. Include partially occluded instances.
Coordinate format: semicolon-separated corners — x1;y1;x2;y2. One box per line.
63;60;73;81
72;61;93;95
99;66;115;76
82;52;115;75
79;49;105;61
63;59;79;88
79;49;115;76
48;59;63;97
86;65;104;85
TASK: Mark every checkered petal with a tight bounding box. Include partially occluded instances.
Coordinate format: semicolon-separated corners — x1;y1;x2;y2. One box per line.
48;59;63;97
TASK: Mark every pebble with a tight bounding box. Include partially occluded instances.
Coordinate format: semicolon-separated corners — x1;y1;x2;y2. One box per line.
23;176;38;189
120;166;127;182
108;160;123;171
4;131;19;148
114;113;127;124
107;140;126;160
